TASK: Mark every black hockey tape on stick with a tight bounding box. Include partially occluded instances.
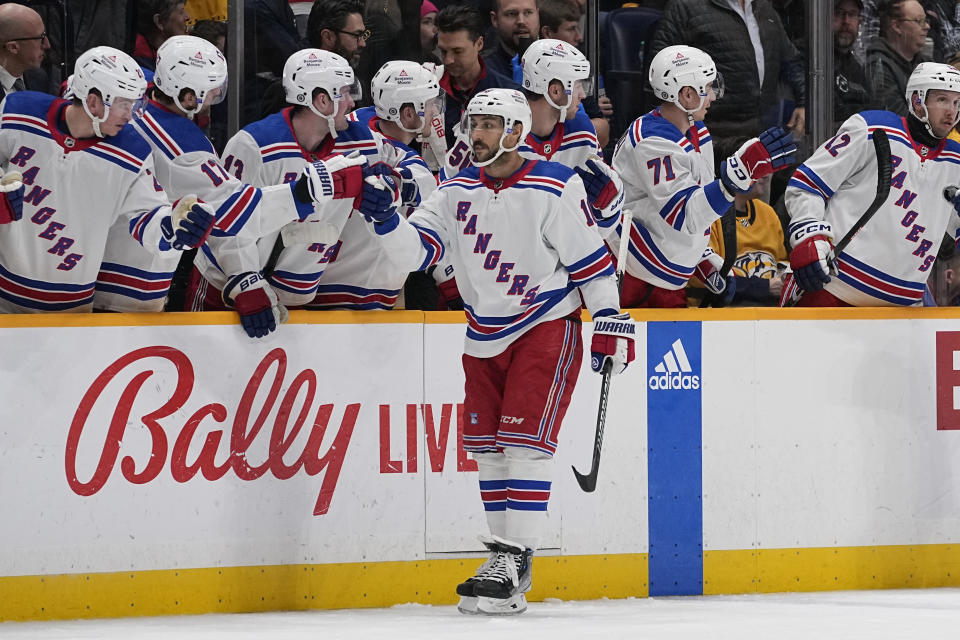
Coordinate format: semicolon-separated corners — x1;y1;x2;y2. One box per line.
831;129;892;260
572;208;633;493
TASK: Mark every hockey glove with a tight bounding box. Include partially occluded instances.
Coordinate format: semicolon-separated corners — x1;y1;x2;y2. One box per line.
720;127;797;195
574;158;624;224
695;251;736;306
162;196;216;250
396;165;421;207
223;271;289;339
0;168;24;224
357;162;402;225
789;219;834;292
295;151;367;212
590;310;636;375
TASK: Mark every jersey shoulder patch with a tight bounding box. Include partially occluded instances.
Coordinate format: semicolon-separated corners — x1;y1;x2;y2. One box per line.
858;110;903;131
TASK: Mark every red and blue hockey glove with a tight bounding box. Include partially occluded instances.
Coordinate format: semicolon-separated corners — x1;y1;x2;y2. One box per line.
0;169;24;224
575;158;622;214
590;310;636;375
357;162;402;224
695;251;736;306
720;127;797;195
223;272;289;339
161;196;216;250
295;152;367;213
396;166;422;207
789;219;834;292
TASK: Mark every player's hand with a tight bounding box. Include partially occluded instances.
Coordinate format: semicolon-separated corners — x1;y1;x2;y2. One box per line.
590;311;636;375
789;219;834;292
223;271;289;339
720;127;796;195
396;166;421;207
357;162;402;224
0;167;24;224
162;196;216;250
296;151;366;210
575;159;623;222
695;251;736;306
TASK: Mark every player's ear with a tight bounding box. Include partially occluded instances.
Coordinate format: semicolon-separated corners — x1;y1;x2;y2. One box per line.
85;92;104;118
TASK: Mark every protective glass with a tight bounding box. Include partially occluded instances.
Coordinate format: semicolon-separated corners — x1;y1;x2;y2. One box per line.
204;78;228;106
109;95;146;118
574;76;595;99
463;113;505;138
707;72;725;100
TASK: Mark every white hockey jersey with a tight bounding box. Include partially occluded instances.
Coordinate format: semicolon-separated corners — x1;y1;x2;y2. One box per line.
369;159;619;358
194;107;434;307
0;92;177;313
96;100;316;312
786;110;960;306
306;106;438;310
611;108;733;290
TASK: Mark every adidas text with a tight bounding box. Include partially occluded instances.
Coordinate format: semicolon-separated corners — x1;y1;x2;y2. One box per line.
648;372;700;390
649;338;699;391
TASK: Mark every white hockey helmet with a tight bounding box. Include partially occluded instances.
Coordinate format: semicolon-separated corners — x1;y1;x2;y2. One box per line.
521;39;592;120
370;60;444;134
283;48;360;138
648;45;723;115
153;35;228;119
905;62;960;138
72;46;147;137
463;88;532;167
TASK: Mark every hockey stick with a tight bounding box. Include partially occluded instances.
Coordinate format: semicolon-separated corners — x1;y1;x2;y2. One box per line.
572;208;633;493
830;128;892;266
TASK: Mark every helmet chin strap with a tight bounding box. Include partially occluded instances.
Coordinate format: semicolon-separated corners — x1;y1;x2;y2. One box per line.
175;96;199;120
82;100;110;138
308;95;340;139
472;125;522;168
545;91;572;124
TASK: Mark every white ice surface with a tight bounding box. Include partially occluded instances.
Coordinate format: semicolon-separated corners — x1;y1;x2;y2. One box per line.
3;589;960;640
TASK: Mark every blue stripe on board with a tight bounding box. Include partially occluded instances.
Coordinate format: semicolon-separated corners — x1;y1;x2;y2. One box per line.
646;321;703;596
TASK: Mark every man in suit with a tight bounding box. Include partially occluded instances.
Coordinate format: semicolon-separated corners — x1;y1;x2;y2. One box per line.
0;3;50;100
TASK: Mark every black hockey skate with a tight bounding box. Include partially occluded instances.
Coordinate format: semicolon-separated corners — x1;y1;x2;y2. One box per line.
456;536;498;614
474;536;533;615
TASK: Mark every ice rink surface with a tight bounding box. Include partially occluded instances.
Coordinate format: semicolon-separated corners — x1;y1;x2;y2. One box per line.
2;589;959;640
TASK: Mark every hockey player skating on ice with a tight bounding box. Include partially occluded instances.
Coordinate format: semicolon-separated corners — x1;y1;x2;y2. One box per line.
611;45;796;308
442;39;623;238
0;46;217;313
357;88;637;615
97;35;352;317
783;62;960;307
188;49;432;327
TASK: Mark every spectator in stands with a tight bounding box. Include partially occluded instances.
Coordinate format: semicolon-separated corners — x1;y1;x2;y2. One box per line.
0;3;50;101
436;4;517;146
705;174;787;307
923;0;960;62
484;0;537;83
309;0;368;68
421;0;440;62
185;0;227;22
650;0;806;162
537;0;610;148
925;238;960;305
835;0;874;126
134;0;190;71
867;0;931;115
191;19;227;53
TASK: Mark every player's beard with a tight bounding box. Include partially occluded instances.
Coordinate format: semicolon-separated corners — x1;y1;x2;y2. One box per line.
472;143;495;164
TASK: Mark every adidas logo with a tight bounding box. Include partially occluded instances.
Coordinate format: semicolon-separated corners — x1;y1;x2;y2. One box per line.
648;339;700;390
